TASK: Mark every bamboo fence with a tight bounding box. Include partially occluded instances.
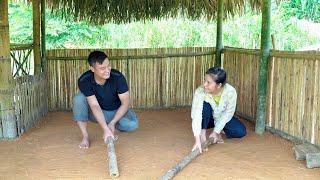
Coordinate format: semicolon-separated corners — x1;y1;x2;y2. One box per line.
267;50;320;146
223;48;320;147
223;47;260;120
13;73;48;136
46;47;215;110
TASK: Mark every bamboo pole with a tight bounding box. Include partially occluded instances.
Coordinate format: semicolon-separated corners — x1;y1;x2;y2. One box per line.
106;137;119;178
214;0;223;67
255;0;271;134
160;137;216;180
41;0;46;72
33;0;41;74
0;0;17;139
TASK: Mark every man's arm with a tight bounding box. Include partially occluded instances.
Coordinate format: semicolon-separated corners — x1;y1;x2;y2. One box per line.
87;95;114;140
108;91;130;132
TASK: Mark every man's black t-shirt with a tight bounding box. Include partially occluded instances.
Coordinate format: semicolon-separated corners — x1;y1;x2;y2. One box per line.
78;69;128;111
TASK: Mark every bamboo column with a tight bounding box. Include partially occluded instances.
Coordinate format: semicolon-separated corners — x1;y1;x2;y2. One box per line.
41;0;46;72
106;137;119;178
214;0;223;67
160;137;216;179
33;0;41;74
0;0;17;139
255;0;271;134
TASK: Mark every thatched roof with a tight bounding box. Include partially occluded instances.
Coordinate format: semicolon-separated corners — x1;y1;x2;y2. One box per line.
46;0;262;24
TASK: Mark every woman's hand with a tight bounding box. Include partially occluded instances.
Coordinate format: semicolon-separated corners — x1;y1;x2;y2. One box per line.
209;131;224;144
191;136;202;153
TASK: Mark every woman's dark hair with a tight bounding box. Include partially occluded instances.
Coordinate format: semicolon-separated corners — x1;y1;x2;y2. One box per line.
206;67;227;85
88;51;108;66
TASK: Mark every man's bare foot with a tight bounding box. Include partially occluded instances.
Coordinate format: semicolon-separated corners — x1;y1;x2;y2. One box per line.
79;136;90;149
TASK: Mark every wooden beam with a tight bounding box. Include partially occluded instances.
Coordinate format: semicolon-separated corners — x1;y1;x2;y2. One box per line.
0;0;17;139
214;0;223;67
33;0;41;74
255;0;271;134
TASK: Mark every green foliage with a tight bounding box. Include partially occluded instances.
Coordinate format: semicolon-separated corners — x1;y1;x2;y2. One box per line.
281;0;320;22
8;1;320;51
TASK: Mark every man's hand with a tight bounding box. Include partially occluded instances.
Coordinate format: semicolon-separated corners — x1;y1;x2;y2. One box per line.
108;121;116;134
191;136;202;153
209;131;224;144
103;126;114;143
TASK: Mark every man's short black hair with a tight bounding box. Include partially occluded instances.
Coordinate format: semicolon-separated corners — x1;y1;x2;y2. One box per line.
88;51;108;66
206;67;227;85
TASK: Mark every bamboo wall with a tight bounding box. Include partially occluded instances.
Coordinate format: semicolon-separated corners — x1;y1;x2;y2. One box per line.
223;48;320;147
46;47;215;110
13;73;48;136
267;51;320;146
223;47;260;120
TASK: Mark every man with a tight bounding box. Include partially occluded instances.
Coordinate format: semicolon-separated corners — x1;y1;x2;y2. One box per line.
73;50;138;148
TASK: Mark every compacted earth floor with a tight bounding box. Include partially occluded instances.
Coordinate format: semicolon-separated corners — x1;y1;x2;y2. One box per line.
0;108;319;179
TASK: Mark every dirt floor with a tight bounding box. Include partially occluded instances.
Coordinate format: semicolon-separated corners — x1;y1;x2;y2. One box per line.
0;108;319;180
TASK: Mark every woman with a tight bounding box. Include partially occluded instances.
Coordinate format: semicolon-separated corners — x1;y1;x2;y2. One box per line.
191;67;246;153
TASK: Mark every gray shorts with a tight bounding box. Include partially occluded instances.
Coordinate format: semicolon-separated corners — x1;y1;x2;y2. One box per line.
73;92;139;132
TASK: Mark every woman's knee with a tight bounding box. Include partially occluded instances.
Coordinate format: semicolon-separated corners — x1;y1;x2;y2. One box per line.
237;125;247;138
202;102;212;113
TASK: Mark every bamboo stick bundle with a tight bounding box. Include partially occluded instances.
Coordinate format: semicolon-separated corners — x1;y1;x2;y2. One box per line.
106;137;119;178
160;137;216;180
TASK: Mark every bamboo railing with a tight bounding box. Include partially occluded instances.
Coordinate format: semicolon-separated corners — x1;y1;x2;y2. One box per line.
10;43;34;77
13;73;48;136
46;47;215;110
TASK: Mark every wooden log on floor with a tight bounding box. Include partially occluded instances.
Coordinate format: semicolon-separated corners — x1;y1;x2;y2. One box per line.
306;153;320;169
294;144;319;160
160;137;216;180
106;137;119;178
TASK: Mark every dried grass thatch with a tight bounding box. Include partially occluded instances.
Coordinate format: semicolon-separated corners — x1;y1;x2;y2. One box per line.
45;0;262;24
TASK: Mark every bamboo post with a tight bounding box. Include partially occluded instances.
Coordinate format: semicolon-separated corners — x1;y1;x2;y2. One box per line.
255;0;271;134
214;0;223;67
106;136;119;178
41;0;46;72
160;137;216;180
33;0;41;74
0;0;17;139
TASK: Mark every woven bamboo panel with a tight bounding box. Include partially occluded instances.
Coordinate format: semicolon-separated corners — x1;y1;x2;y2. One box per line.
223;47;260;121
14;73;48;136
46;48;215;110
268;52;320;146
